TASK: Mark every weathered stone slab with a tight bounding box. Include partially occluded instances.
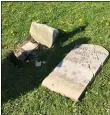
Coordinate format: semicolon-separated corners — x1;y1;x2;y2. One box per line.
29;22;59;48
42;44;109;101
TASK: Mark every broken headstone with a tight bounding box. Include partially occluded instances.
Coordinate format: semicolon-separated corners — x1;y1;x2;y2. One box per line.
42;44;109;101
29;22;59;48
14;22;59;62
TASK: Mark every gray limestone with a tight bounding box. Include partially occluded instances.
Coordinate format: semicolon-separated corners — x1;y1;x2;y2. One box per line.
42;44;109;101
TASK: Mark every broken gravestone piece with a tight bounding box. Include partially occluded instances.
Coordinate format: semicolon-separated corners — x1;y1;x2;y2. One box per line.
42;44;109;101
15;41;38;61
29;22;59;48
14;22;59;62
21;41;38;52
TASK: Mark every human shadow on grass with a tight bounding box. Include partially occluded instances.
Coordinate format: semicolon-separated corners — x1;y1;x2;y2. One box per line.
2;24;90;104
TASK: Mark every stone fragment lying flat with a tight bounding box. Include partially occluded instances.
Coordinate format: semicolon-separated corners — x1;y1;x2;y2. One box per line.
42;44;109;101
29;22;59;48
15;41;38;61
21;41;38;53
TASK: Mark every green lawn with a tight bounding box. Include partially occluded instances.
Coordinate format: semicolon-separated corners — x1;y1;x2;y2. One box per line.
2;2;110;115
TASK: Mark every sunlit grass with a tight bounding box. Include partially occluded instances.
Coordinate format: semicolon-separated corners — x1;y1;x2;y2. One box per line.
2;2;110;115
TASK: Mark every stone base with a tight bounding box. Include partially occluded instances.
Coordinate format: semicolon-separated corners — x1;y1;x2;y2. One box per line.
15;41;38;61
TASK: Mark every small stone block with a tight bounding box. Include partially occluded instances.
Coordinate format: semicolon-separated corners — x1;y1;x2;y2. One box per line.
29;22;59;48
42;44;109;101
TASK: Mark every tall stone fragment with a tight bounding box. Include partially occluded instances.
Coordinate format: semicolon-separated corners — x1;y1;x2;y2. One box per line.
29;22;59;48
42;44;109;101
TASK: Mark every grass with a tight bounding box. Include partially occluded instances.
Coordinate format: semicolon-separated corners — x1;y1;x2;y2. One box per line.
2;2;110;115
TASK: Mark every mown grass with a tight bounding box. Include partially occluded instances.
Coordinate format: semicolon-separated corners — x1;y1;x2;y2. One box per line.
2;2;110;115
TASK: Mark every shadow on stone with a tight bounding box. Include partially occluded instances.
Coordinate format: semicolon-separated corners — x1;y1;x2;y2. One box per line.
2;24;90;104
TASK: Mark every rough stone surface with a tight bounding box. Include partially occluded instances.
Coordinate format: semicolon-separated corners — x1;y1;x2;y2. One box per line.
29;22;59;48
42;44;109;101
21;41;38;53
